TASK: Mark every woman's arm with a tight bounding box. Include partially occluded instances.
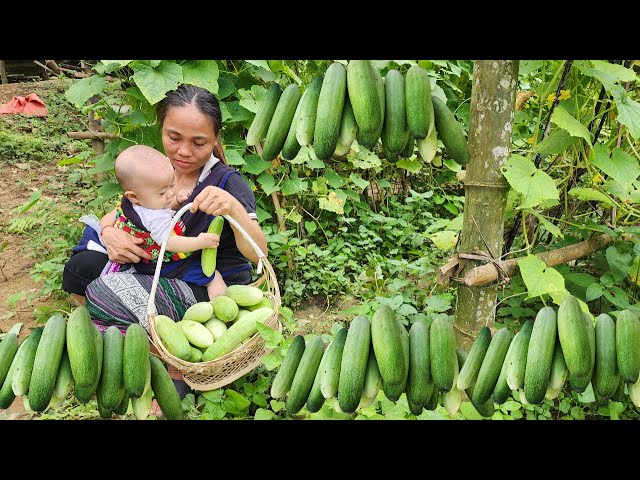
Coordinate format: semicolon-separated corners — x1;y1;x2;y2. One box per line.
189;186;267;265
99;209;153;263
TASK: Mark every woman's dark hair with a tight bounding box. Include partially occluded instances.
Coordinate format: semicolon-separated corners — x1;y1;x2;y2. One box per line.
157;84;227;164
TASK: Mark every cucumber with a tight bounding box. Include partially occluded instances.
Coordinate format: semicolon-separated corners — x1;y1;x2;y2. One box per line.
262;84;301;162
123;323;150;398
177;319;214;349
401;134;414;159
380;69;409;155
189;346;203;363
471;327;512;406
405;64;433;139
593;313;619;398
225;284;263;307
417;119;438;164
132;364;153;420
382;322;410;402
285;336;325;414
149;355;184;420
523;306;557;405
113;392;130;416
28;314;66;412
270;334;306;399
406;321;432;408
616;309;640;383
547;338;568;392
155;315;192;361
66;305;98;393
0;332;19;388
430;317;457;392
407;395;425;417
371;304;405;386
570;312;596;393
506;319;534;391
201;216;225;277
246;82;281;147
11;327;43;396
319;327;348;399
98;326;125;411
52;349;73;402
333;95;357;156
557;295;591;379
431;95;469;165
337;315;371;413
304;343;331;414
313;62;347;160
296;75;324;147
357;62;385;150
346;60;382;139
492;331;520;406
442;357;462;415
75;323;103;404
0;341;24;409
202;307;273;361
423;385;440;411
361;348;382;400
281;90;306;161
457;326;491;390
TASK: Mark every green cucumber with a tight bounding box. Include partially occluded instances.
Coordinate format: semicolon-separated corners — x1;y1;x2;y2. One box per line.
383;321;410;402
281;90;306;161
262;83;301;162
0;332;19;389
285;336;325;414
155;315;192;361
98;326;125;411
506;319;534;391
201;216;225;277
270;334;306;399
431;95;469;165
457;326;491;390
557;295;591;379
380;69;409;155
66;305;98;393
75;324;103;403
0;340;24;409
406;321;432;408
337;315;371;413
346;60;382;139
52;349;73;402
123;323;150;398
333;95;357;156
319;328;348;399
149;355;184;420
304;343;331;414
361;348;382;400
313;62;347;160
593;313;619;399
405;64;433;139
246;82;281;147
471;328;512;406
547;338;568;392
616;309;640;384
492;331;520;406
523;306;558;405
296;75;324;147
357;62;385;150
430;317;457;392
132;364;153;420
11;327;43;396
371;304;405;386
28;314;66;412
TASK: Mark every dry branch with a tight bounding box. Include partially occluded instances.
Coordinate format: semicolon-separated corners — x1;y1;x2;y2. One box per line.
67;131;121;140
464;233;617;287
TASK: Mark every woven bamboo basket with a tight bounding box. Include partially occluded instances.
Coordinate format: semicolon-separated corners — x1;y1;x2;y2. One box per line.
144;202;282;391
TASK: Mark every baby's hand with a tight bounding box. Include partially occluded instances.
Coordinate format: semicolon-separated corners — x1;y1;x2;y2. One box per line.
197;232;220;249
176;189;192;204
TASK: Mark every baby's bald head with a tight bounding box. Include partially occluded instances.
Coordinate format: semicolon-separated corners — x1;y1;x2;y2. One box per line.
115;145;173;192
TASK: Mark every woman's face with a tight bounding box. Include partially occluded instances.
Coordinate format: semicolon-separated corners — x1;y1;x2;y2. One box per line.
161;103;217;176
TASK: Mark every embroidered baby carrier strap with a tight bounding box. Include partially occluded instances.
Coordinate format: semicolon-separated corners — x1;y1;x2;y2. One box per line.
115;196;189;263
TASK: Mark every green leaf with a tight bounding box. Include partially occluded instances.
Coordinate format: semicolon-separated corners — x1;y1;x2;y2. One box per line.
348;173;369;192
425;295;452;313
318;191;344;215
502;155;559;209
592;146;640;190
519;60;544;76
533;129;578;155
226;101;253;124
606;245;632;281
585;283;604;301
132;60;183;105
349;148;382;169
459;401;483;420
18;189;42;214
238;85;265;114
612;86;640;139
201;389;223;403
551;106;592;145
254;408;275;420
245;60;271;70
429;230;459;250
502;400;522;412
518;255;566;299
256;322;283;349
217;75;236;99
65;75;108;108
577;382;595;403
243;155;272;175
267;60;284;72
270;399;285;412
306;156;325;169
396;157;423;173
568;187;615;207
312;177;329;196
260;352;280;370
603;286;631;309
225;149;246;167
577;60;636;92
257;172;280;195
305;221;317;235
529;210;563;239
281;173;308;195
325;169;346;188
608;401;625;420
181;60;219;94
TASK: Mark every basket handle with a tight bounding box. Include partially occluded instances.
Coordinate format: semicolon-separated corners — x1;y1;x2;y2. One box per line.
146;202;267;317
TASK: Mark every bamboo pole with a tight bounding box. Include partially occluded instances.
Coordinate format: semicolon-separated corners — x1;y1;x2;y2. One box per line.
453;60;519;349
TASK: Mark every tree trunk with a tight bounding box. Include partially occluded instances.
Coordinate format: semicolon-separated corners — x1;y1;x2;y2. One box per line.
453;60;519;350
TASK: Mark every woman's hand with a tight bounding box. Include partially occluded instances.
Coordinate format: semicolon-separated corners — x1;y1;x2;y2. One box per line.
101;226;153;264
190;185;236;216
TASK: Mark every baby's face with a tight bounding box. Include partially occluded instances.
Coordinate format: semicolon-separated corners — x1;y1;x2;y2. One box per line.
135;163;176;210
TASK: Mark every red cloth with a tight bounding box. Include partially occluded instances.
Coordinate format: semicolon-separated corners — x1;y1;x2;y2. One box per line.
0;93;48;116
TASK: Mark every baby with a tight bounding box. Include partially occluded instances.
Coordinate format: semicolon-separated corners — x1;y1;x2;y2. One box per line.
104;144;227;299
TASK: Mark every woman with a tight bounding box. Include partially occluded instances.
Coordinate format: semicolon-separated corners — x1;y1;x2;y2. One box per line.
62;84;268;397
